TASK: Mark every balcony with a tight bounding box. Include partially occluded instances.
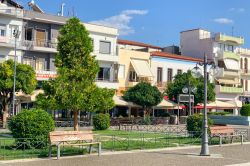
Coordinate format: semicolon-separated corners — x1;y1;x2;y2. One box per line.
216;85;243;94
22;40;57;53
215;33;244;45
217;51;240;61
128;81;139;87
0;7;23;18
95;80;119;89
216;68;240;78
35;70;57;81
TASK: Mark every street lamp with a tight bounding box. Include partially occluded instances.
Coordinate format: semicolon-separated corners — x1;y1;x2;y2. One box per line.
191;54;219;156
12;29;21;116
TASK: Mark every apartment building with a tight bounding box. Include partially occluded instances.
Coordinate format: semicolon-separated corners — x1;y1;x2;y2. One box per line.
180;28;244;111
0;1;119;88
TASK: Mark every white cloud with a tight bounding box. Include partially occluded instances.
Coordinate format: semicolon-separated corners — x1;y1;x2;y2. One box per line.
213;18;234;24
229;8;245;12
90;10;148;36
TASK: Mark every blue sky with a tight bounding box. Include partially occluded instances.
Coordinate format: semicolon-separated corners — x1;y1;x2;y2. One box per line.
18;0;250;47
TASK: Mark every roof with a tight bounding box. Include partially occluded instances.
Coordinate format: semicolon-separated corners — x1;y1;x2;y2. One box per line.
1;0;23;9
150;51;203;62
180;28;210;33
118;39;162;49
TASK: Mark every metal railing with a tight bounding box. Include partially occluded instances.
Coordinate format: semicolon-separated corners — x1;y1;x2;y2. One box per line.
22;40;57;49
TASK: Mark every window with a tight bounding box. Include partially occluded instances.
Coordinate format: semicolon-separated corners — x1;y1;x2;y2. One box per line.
177;69;182;75
98;67;110;81
129;71;138;82
228;45;234;52
25;28;33;41
245;80;248;91
0;55;6;63
157;67;163;83
118;65;125;79
35;58;45;71
167;68;173;82
0;24;6;37
99;41;111;54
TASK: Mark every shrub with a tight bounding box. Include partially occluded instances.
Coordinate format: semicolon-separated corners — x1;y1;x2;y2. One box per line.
93;113;110;130
240;104;250;116
8;109;55;149
143;115;151;125
208;112;230;116
186;114;213;137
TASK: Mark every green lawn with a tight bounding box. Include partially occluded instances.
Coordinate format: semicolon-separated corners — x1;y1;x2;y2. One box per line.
93;130;202;151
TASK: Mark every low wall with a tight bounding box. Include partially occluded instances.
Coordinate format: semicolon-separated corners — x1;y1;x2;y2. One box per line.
209;115;250;126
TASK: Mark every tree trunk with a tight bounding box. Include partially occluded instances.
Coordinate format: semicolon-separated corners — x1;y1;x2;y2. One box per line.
2;104;8;129
73;110;79;131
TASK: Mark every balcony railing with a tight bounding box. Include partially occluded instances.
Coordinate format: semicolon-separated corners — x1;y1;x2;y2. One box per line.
217;51;240;61
217;68;240;78
216;85;243;94
22;40;57;49
0;7;23;17
215;33;244;45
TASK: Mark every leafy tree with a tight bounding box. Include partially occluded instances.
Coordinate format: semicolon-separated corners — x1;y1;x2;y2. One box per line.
36;17;115;131
123;82;162;116
0;60;36;128
165;71;215;106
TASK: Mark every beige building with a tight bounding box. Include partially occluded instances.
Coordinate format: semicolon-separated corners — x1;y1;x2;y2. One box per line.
117;39;161;95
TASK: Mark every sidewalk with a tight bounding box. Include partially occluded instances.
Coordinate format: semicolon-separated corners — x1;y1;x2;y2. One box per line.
2;143;250;166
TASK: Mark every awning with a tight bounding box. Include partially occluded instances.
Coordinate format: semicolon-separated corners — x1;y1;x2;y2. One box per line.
154;99;181;109
113;95;140;107
130;58;153;77
217;78;239;84
224;59;239;70
226;100;242;108
196;100;235;109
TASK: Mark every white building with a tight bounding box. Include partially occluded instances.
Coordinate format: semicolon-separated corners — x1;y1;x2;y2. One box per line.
180;28;245;113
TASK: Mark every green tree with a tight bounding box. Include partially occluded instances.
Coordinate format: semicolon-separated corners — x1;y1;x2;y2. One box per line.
123;82;162;116
0;60;37;128
165;71;215;105
36;17;115;131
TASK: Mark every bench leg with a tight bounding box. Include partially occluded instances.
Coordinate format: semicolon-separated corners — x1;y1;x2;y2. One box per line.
241;135;244;145
48;145;52;158
57;145;60;160
98;142;101;156
231;136;234;144
89;144;93;154
219;136;222;146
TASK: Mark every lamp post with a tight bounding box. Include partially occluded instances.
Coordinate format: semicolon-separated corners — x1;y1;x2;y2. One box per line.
12;29;20;116
182;80;197;116
191;54;219;156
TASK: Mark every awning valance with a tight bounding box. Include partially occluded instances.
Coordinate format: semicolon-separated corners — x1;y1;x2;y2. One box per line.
217;78;239;84
130;58;153;77
224;59;239;70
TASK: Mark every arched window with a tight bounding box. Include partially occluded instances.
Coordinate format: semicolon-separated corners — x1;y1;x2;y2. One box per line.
240;58;243;70
244;58;248;73
245;80;248;91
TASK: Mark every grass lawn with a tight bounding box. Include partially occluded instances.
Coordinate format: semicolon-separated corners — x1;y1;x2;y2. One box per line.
93;130;202;151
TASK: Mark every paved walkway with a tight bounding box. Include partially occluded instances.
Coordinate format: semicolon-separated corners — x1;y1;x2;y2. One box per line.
1;143;250;166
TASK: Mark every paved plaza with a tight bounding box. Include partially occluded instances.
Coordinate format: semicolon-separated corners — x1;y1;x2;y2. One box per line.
0;143;250;166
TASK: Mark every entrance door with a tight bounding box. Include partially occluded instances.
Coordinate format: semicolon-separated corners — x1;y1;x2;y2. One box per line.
36;29;46;47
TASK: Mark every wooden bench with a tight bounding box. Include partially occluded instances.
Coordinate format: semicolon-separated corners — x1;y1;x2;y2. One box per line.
48;131;101;159
210;126;243;146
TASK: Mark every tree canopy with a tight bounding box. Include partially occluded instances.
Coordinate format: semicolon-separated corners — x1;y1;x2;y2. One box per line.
0;60;37;128
36;17;115;130
123;82;162;114
165;71;215;105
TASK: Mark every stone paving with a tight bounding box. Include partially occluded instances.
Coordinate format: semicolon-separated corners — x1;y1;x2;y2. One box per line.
1;143;250;166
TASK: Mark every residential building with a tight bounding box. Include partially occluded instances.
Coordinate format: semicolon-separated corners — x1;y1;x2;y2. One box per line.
117;39;157;95
0;1;119;115
180;28;244;113
150;51;202;92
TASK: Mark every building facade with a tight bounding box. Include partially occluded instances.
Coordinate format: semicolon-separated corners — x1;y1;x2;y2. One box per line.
180;29;245;109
